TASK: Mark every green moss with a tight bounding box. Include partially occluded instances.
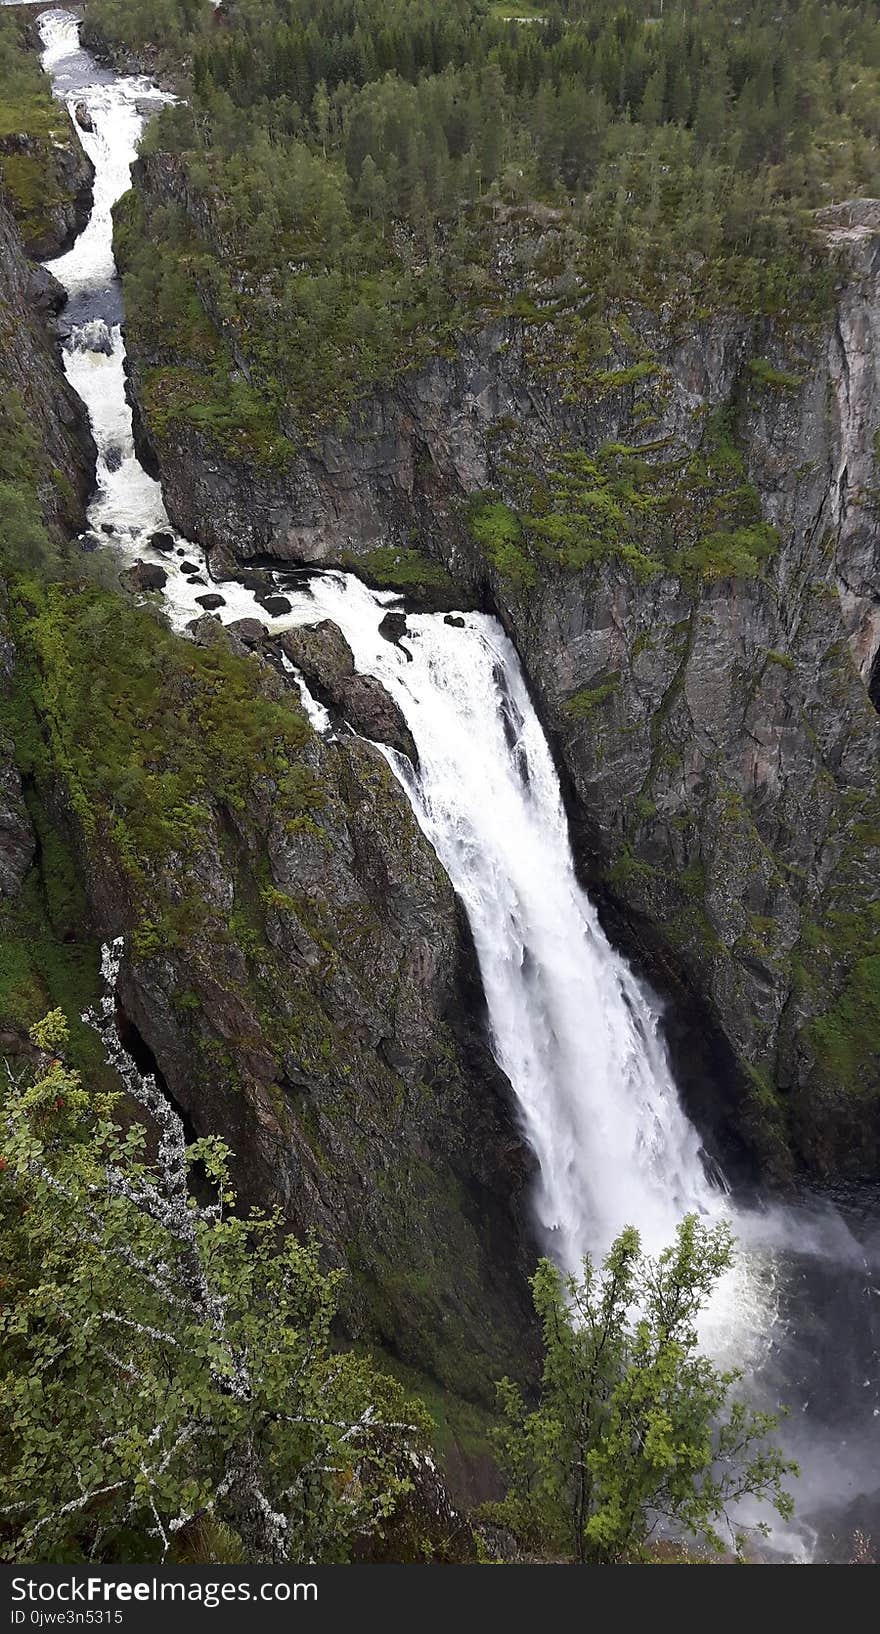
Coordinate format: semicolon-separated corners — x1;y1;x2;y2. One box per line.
490;410;772;590
370;1349;496;1467
747;357;802;392
3;578;312;955
588;359;658;394
676;521;779;582
0;795;106;1080
801;894;880;1094
343;545;456;595
564;678;618;719
468;497;535;588
766;649;795;672
142;365;293;466
810;955;880;1091
605;846;658;891
0;388;73;568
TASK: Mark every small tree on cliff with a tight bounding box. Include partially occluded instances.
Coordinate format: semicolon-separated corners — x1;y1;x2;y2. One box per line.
489;1218;796;1563
0;942;428;1564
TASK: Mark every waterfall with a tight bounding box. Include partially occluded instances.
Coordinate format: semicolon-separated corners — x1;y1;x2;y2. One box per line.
36;9;880;1559
37;4;724;1274
298;580;728;1270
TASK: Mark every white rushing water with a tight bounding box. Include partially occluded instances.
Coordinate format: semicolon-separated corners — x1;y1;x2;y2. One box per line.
37;9;880;1558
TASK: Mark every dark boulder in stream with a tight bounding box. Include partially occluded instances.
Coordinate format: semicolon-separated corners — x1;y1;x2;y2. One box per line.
124;560;167;592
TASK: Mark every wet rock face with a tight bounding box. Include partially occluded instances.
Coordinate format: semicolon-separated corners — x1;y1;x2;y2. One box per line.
0;757;33;899
277;622;418;764
0;603;33;900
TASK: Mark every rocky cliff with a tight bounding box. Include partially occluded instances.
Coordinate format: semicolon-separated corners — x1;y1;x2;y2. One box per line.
0;186;95;938
122;168;880;1181
5;585;538;1403
0;124;93;261
0;191;96;536
0;10;93;262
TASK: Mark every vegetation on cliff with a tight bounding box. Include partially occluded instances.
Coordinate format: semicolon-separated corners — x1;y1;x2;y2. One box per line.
85;0;878;442
76;0;880;1175
0;1002;430;1564
0;14;89;257
471;414;779;588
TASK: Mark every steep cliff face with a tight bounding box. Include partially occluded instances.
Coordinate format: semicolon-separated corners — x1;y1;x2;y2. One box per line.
0;191;96;536
0;592;33;902
6;589;537;1399
0;10;93;263
123;173;880;1178
0;124;93;261
0;189;94;954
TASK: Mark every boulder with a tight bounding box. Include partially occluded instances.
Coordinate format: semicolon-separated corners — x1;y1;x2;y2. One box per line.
124;561;167;593
278;621;355;692
205;545;272;591
345;674;418;764
26;265;65;315
256;592;293;617
185;615;223;644
196;593;226;611
227;618;268;646
379;611;409;647
74;102;94;134
179;560;199;575
149;531;175;553
278;622;416;763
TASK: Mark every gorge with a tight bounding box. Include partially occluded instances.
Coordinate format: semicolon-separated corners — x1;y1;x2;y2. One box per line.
0;0;879;1567
26;6;880;1562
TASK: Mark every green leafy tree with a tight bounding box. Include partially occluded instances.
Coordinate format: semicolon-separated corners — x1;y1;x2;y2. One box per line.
488;1218;796;1563
0;944;429;1564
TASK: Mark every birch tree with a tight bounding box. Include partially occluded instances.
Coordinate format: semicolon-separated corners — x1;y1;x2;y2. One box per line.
488;1217;797;1563
0;941;428;1564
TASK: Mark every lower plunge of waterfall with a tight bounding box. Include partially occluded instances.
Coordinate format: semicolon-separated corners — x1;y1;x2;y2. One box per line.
36;5;880;1564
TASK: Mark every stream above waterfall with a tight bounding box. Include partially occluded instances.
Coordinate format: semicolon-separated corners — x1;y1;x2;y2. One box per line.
35;6;880;1563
